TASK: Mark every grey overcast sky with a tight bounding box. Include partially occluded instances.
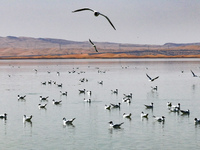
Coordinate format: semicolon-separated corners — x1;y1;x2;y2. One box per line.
0;0;200;45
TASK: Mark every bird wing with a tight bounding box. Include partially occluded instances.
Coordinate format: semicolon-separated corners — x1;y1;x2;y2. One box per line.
99;13;116;30
72;8;94;13
191;70;196;77
89;39;95;45
146;74;152;81
153;76;159;81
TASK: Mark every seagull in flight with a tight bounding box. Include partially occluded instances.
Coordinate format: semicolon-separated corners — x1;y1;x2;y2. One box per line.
72;8;116;30
89;39;98;52
190;70;198;77
146;73;159;82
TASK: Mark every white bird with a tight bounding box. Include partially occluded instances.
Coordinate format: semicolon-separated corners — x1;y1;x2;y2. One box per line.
40;96;49;101
153;116;165;122
63;117;76;125
84;98;91;103
72;8;116;30
141;112;148;118
87;90;92;96
18;95;26;100
89;39;98;52
110;103;121;108
0;113;7;119
38;103;47;109
109;121;124;128
171;103;180;110
194;118;200;124
180;109;190;115
123;113;131;118
191;70;198;77
23;115;32;122
105;104;111;110
144;102;153;109
52;99;62;105
146;73;159;82
122;98;131;103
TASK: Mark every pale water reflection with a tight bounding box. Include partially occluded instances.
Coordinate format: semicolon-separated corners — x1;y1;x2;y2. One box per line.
0;59;200;149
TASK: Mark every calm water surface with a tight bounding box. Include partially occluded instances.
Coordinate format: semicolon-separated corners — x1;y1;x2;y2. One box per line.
0;59;200;150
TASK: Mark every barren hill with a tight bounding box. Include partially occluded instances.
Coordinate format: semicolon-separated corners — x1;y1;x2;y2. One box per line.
0;36;200;58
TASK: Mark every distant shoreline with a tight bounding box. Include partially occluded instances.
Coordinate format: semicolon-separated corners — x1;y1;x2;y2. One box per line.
1;53;200;59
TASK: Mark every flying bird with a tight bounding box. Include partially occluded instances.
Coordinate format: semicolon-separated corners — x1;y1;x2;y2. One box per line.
72;8;116;30
89;39;98;52
190;70;198;77
146;73;159;82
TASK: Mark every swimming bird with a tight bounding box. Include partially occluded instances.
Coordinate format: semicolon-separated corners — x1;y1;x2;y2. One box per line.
123;113;131;119
151;86;158;91
146;73;159;82
23;115;32;122
38;103;47;109
194;118;200;124
63;117;76;125
57;83;62;87
72;8;116;30
60;91;67;96
79;89;86;94
171;103;180;111
18;95;26;100
144;102;153;109
167;102;172;107
0;113;7;119
123;93;132;98
89;39;98;52
180;109;190;115
141;112;148;118
41;81;46;85
52;99;62;105
40;96;49;101
105;104;111;110
153;116;165;122
109;121;124;128
87;90;92;96
110;103;121;108
111;89;118;94
122;98;131;104
84;98;91;103
191;70;198;77
98;81;103;85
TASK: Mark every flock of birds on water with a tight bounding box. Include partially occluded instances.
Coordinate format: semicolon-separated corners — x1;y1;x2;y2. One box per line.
1;7;200;129
1;66;200;129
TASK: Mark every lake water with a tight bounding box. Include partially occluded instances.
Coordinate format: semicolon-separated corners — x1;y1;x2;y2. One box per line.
0;59;200;150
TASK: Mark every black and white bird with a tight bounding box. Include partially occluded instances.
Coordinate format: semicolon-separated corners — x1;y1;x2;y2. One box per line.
40;96;49;101
84;98;91;103
23;115;32;122
123;93;132;98
89;39;98;52
63;117;76;125
180;109;190;115
167;102;172;107
141;112;148;118
146;73;159;82
111;89;118;94
38;103;47;109
153;116;165;122
194;118;200;124
109;121;124;128
123;113;132;119
72;8;116;30
0;113;7;119
151;86;158;91
60;91;67;96
144;102;153;109
52;99;62;105
18;95;26;100
105;104;111;110
110;103;121;108
79;89;86;94
191;70;198;77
